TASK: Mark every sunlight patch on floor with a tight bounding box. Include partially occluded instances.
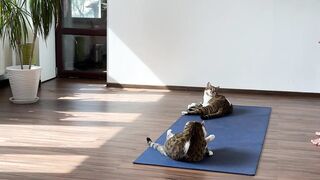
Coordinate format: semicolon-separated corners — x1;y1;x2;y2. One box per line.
0;154;88;173
120;88;171;93
79;87;107;91
58;93;164;102
87;84;106;87
0;125;123;148
56;111;141;122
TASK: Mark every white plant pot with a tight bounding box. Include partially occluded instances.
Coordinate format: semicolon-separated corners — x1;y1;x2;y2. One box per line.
6;65;41;104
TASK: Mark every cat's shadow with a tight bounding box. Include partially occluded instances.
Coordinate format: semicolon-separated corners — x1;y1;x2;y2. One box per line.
205;107;250;120
200;147;253;166
232;107;250;116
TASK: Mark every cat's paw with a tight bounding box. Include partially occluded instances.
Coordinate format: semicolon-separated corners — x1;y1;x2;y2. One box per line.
206;134;215;142
167;129;172;135
311;138;320;146
187;103;197;109
208;150;214;156
181;111;188;115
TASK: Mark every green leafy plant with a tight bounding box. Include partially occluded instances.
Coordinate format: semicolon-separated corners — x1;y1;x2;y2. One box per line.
0;0;61;69
28;0;61;69
0;0;31;69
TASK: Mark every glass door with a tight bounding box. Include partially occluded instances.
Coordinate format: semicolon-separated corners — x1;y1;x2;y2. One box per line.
56;0;107;79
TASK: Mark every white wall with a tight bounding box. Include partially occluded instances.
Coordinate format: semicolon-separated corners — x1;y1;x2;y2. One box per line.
108;0;320;93
39;23;56;82
0;39;12;77
0;42;6;76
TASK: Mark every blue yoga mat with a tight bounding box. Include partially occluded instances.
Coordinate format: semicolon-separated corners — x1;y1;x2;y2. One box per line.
134;105;271;176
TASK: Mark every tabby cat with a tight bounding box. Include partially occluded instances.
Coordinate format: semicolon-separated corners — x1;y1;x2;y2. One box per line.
146;121;215;162
182;82;233;120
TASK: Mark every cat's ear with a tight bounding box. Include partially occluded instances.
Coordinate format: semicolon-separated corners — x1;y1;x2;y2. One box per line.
201;121;205;126
206;82;211;89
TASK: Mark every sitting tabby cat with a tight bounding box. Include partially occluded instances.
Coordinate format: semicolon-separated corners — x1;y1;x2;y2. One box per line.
146;121;215;162
182;82;233;120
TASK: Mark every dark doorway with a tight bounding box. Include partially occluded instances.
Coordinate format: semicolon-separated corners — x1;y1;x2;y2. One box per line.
56;0;107;80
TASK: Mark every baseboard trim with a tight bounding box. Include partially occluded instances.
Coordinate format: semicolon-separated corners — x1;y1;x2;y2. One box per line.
41;77;56;84
107;83;203;91
106;83;320;97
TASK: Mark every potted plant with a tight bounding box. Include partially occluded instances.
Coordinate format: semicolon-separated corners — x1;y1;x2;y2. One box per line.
0;0;61;104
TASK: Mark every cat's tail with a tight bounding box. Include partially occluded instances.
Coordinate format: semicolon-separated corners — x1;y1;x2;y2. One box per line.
146;137;167;156
146;137;152;144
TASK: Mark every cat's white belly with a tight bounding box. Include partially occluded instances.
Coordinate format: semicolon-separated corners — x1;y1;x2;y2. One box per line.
202;102;209;107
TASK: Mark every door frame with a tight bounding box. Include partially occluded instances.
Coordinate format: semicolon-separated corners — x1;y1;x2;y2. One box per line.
55;0;107;80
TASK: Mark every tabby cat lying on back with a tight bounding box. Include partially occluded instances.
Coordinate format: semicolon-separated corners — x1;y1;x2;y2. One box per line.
182;82;233;120
146;121;215;162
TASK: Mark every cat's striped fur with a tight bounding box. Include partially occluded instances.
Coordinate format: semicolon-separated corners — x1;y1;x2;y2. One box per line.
146;121;215;162
182;82;233;120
